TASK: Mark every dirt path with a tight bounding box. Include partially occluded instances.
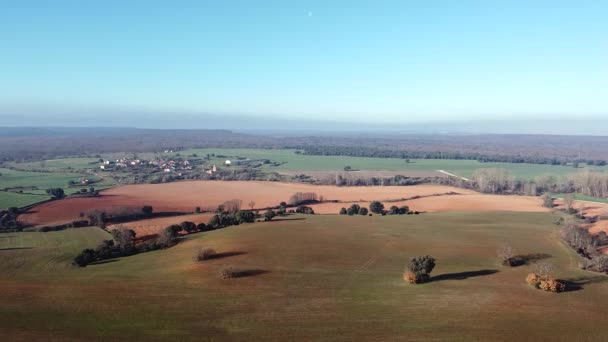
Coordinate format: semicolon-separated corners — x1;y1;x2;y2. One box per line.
437;170;471;181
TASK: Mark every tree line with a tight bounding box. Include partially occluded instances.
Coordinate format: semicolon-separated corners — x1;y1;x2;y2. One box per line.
300;146;607;166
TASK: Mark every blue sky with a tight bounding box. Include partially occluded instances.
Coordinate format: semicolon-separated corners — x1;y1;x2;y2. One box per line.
0;0;607;126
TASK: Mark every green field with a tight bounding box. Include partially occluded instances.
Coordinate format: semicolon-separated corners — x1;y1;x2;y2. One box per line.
551;193;608;204
8;158;102;172
1;213;607;340
183;148;605;180
0;168;116;209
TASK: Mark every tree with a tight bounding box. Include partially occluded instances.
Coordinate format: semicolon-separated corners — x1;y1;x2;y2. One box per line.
347;204;360;216
358;207;369;215
296;206;315;214
208;215;221;229
142;205;153;216
344;165;352;171
248;201;256;210
158;225;180;246
180;221;197;233
339;207;347;215
73;249;97;267
46;188;65;199
195;206;201;213
388;205;400;215
196;223;208;232
564;193;575;212
235;210;255;224
369;201;385;214
404;255;436;284
111;228;136;249
264;209;276;221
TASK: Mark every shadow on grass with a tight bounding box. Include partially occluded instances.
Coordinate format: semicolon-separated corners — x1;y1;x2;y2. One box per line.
432;269;499;281
208;251;247;260
0;247;33;251
511;253;552;266
560;276;608;292
233;269;269;277
89;259;121;265
0;235;16;238
270;218;306;222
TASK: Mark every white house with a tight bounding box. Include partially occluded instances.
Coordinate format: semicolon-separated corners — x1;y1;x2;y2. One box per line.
225;160;232;166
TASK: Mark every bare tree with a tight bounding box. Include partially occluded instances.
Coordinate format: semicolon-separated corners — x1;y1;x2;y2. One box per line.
535;262;554;279
564;193;575;211
248;201;256;210
497;244;514;266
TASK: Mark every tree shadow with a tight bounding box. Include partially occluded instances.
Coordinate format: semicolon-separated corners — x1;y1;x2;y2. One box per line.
207;251;247;260
431;269;499;281
270;218;306;222
509;253;552;267
0;247;33;251
89;259;121;265
0;235;16;238
233;269;269;278
560;276;608;292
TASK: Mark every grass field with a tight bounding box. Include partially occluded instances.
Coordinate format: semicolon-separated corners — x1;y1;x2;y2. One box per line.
1;212;608;340
182;148;606;180
0;168;117;209
8;158;102;172
552;193;608;204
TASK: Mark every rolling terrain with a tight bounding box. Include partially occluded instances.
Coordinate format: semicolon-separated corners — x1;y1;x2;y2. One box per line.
1;213;607;340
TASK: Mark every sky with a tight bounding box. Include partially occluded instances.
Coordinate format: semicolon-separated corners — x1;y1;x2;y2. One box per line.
0;0;607;129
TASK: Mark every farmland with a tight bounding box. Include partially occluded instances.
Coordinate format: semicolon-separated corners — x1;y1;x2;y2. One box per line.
1;212;608;340
0;168;116;210
176;148;608;180
18;181;549;228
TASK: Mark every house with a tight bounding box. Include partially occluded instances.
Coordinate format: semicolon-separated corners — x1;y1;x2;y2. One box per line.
205;165;217;174
225;160;232;166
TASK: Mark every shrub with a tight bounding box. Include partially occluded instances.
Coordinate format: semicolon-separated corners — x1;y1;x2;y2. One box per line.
339;207;347;215
369;201;385;214
219;267;242;279
196;223;208;231
195;206;201;213
403;271;417;284
526;273;541;287
539;279;566;293
358;207;369;215
196;248;216;261
296;205;315;214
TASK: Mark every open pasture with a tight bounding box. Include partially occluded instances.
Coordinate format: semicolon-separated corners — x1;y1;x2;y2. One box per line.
1;212;608;340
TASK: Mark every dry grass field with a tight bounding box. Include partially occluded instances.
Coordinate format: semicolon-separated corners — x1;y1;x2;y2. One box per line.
2;212;608;340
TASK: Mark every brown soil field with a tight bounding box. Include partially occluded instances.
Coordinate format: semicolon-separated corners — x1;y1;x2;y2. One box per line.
279;170;445;179
19;181;476;227
309;194;548;214
107;213;214;238
554;199;608;236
